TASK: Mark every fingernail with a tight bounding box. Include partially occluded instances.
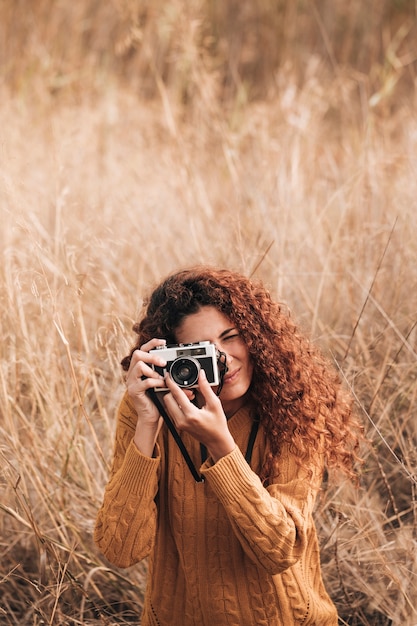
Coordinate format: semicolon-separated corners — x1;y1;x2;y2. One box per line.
200;369;206;380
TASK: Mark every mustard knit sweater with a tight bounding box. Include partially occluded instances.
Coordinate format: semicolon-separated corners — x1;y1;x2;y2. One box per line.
94;393;338;626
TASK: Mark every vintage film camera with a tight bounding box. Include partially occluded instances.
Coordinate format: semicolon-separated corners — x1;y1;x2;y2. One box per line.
149;341;226;391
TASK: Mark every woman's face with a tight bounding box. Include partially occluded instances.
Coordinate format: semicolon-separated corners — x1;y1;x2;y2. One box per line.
175;306;253;417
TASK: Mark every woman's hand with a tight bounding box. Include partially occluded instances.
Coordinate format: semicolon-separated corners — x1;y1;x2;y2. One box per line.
125;338;168;456
163;370;236;463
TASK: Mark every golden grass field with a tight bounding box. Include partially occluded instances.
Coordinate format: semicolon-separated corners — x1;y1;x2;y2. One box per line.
1;1;416;624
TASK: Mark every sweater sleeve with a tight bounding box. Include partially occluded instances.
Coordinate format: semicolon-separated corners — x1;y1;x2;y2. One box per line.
200;445;322;575
94;393;160;568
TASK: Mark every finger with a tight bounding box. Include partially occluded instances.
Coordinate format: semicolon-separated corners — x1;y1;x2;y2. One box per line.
140;338;166;352
197;369;220;408
164;376;191;409
128;351;167;386
125;361;168;399
130;347;167;368
183;389;196;401
128;358;163;383
140;374;167;391
163;393;188;424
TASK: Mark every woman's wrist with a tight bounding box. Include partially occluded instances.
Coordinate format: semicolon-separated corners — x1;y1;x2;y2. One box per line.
134;423;159;457
207;434;236;463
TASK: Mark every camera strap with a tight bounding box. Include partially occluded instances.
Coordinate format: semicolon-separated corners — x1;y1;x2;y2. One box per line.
147;388;204;482
215;350;228;396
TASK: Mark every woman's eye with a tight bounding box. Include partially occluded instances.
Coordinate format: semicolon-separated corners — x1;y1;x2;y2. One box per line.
224;333;240;341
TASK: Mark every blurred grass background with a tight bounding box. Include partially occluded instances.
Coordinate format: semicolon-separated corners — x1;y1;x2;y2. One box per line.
1;1;417;624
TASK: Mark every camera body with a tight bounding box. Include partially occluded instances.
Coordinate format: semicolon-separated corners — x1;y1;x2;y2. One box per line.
149;341;220;391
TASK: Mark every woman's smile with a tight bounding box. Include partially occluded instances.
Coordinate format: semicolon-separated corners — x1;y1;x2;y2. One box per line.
223;367;240;384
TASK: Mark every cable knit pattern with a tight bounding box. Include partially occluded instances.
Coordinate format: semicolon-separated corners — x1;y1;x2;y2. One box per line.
94;392;338;625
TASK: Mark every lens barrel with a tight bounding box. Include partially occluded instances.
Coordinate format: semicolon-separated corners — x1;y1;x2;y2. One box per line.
169;356;200;387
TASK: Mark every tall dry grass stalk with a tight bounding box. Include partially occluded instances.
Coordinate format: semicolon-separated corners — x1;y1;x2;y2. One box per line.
1;0;416;102
1;1;417;624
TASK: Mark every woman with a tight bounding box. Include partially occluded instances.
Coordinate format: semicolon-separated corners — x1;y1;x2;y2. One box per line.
94;266;362;625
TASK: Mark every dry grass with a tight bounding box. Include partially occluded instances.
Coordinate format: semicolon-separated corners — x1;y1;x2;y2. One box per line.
1;1;417;624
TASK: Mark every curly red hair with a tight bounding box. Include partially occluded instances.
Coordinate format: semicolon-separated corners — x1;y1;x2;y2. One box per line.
122;266;363;482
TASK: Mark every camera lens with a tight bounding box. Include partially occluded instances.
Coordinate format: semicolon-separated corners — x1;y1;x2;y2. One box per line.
169;357;200;387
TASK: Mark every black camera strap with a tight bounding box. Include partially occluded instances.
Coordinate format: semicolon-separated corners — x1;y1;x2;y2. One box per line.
147;388;204;482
